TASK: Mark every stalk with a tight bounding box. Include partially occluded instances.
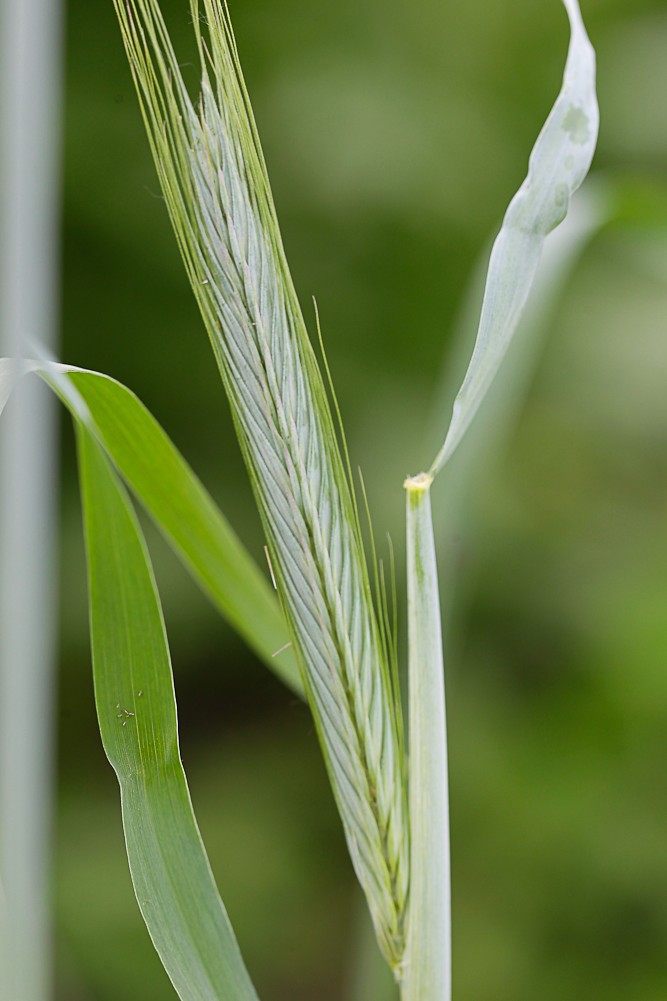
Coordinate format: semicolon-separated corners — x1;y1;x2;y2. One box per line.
0;0;62;997
402;474;451;1001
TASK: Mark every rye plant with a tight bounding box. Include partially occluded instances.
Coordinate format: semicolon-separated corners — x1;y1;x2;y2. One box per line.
0;0;598;997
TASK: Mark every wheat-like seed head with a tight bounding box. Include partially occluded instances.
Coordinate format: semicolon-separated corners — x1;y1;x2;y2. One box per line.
113;0;409;969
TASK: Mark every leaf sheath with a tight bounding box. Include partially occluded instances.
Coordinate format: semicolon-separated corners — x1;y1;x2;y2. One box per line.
402;475;450;1001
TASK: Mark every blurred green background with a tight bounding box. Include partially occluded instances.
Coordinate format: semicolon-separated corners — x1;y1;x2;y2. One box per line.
55;0;667;998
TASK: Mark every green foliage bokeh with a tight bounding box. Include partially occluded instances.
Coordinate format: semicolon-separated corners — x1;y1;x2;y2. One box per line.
56;1;667;998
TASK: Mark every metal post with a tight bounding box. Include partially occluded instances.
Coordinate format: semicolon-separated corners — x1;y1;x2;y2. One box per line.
0;0;63;997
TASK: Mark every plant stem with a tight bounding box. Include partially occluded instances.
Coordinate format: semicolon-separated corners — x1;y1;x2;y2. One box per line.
402;473;451;1001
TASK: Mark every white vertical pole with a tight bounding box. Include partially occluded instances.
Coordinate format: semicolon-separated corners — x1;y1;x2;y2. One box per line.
0;0;63;997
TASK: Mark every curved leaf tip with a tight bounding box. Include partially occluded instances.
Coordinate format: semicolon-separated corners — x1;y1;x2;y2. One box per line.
429;0;598;477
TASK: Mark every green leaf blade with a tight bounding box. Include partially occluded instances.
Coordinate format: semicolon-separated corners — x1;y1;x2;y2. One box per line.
68;366;299;691
77;424;259;1001
3;356;298;692
37;361;301;694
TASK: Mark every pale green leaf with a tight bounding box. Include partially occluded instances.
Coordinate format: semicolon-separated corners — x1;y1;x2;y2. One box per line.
428;182;610;556
51;363;300;692
402;475;450;1001
77;422;259;1001
0;356;301;694
430;0;598;476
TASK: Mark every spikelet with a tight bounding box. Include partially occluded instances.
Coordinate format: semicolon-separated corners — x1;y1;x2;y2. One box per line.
113;0;409;969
